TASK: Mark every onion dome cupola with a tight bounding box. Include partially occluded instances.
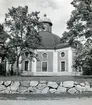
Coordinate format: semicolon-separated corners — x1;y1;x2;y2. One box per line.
39;14;53;32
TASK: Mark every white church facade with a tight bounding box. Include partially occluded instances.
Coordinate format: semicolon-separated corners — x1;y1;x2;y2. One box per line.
18;14;81;76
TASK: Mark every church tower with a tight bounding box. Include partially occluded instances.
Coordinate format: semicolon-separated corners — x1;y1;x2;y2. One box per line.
39;14;53;33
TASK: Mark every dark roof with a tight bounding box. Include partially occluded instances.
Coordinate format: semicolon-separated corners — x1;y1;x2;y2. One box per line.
37;31;75;50
38;31;60;49
56;43;70;49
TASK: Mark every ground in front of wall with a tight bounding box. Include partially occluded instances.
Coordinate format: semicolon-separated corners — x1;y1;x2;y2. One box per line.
0;93;92;100
0;75;92;82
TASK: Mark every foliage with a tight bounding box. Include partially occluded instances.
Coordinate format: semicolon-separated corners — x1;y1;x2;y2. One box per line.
62;0;92;75
4;6;42;74
0;24;9;60
0;63;6;76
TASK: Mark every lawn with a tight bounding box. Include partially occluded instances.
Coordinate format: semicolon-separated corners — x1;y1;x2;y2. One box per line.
0;76;92;83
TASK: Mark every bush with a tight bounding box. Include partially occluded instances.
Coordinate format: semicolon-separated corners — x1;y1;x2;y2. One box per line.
83;68;92;75
0;63;6;76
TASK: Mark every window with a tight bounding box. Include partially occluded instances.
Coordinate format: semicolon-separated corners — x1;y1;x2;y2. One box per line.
42;53;48;59
61;52;65;57
30;52;33;56
61;61;65;71
25;61;29;71
25;52;29;58
42;62;47;72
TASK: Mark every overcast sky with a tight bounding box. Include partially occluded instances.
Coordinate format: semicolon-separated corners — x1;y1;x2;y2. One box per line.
0;0;74;37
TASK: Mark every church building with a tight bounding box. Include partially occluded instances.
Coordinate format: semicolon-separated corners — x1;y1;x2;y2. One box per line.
19;14;81;76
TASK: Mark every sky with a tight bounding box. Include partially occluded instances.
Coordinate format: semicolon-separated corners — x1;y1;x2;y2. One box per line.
0;0;74;37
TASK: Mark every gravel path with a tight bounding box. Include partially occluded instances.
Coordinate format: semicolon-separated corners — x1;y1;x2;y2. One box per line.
0;93;92;100
0;97;92;105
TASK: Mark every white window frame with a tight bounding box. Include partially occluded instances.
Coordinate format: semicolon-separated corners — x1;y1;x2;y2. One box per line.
60;52;65;58
60;60;66;72
41;61;48;72
41;52;48;59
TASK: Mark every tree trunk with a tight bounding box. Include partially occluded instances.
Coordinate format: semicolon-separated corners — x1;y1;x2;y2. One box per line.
15;47;21;75
16;55;19;75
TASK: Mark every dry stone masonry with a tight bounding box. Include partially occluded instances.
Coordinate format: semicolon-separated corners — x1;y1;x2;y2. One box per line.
0;80;92;94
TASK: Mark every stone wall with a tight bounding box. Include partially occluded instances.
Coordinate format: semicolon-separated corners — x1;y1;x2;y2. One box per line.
0;80;92;94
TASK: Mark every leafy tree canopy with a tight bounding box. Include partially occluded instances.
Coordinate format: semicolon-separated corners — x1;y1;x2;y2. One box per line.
4;6;42;74
62;0;92;44
62;0;92;75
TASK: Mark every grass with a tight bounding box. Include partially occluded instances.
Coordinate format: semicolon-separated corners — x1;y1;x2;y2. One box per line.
0;75;92;84
0;93;92;100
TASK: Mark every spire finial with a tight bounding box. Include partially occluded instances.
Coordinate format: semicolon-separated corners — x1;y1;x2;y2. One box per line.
44;14;47;17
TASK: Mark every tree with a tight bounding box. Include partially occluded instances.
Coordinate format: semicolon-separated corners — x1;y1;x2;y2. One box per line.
72;38;92;75
4;6;42;75
0;24;10;75
62;0;92;75
0;24;10;61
